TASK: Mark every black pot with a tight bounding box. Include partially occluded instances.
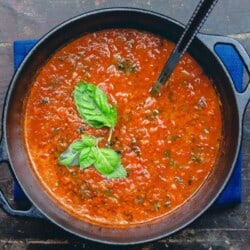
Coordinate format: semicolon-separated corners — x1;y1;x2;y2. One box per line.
0;8;250;244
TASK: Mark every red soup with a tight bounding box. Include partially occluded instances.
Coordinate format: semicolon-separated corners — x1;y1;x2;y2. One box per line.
23;28;222;227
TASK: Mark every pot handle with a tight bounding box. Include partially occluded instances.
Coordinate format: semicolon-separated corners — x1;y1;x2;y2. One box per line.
198;33;250;115
0;192;44;218
0;136;44;218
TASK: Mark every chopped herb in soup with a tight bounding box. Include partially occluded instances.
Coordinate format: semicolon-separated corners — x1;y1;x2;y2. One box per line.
23;29;222;226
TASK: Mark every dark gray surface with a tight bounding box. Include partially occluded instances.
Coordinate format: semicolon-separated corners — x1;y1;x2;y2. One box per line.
0;0;250;249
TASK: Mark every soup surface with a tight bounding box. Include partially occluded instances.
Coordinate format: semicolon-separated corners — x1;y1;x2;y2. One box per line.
23;28;222;226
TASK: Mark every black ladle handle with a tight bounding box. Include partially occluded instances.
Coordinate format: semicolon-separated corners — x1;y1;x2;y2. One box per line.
151;0;219;95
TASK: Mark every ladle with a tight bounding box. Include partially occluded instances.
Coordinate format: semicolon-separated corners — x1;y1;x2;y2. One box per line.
150;0;219;96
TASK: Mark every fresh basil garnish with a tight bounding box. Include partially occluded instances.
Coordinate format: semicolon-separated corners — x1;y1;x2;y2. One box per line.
79;146;97;169
104;164;127;179
58;82;127;179
94;148;121;175
74;82;117;129
58;146;80;167
59;135;127;179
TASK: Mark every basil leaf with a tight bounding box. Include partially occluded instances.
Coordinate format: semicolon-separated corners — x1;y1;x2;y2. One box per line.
94;85;113;114
74;82;117;128
94;148;120;174
70;140;87;152
59;135;96;167
104;164;127;179
80;135;97;147
79;146;97;169
58;82;127;179
58;147;80;166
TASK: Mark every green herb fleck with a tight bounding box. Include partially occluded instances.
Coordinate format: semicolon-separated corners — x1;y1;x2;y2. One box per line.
153;202;161;211
136;196;144;204
40;97;50;104
192;155;202;163
170;135;178;141
117;58;137;75
170;159;177;168
191;148;203;163
165;150;171;158
175;176;184;183
103;189;113;197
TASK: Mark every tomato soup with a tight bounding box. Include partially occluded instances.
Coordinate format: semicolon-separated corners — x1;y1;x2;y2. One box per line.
23;29;222;226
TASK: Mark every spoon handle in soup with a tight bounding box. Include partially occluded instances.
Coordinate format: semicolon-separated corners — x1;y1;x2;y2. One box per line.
151;0;219;96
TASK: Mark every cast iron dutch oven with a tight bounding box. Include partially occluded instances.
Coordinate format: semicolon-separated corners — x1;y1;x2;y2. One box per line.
0;8;250;244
